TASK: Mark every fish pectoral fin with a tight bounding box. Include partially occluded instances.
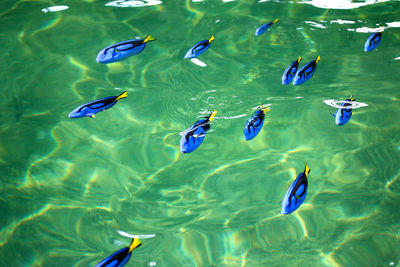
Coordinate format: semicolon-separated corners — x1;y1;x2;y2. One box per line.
330;112;336;117
193;133;205;138
295;195;301;200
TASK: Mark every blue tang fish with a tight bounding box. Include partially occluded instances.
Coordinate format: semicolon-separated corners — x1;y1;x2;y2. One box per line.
95;237;141;267
255;19;279;36
69;91;127;119
281;164;310;215
331;96;355;126
243;106;270;141
180;110;217;153
364;28;383;52
282;57;301;85
184;35;214;59
293;55;320;85
96;35;156;64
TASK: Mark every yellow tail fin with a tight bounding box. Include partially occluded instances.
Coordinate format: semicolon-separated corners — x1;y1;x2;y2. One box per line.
143;35;156;43
261;106;271;114
350;95;355;101
208;110;217;121
297;56;302;63
315;55;321;64
273;19;279;23
208;35;215;43
128;238;142;253
304;164;311;177
115;91;127;101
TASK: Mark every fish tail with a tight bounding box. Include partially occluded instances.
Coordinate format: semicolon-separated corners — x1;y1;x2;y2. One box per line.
208;35;215;43
304;164;310;177
128;238;142;253
115;91;128;101
208;110;217;121
143;35;156;43
350;95;355;101
261;106;271;114
297;56;302;62
273;19;279;23
315;55;321;63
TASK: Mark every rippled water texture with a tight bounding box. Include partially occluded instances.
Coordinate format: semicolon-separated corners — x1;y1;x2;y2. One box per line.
1;0;400;266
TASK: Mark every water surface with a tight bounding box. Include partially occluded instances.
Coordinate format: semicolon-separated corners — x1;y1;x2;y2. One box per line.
0;0;400;266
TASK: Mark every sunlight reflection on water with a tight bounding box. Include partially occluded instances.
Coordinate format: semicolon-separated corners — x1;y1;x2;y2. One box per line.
105;0;162;7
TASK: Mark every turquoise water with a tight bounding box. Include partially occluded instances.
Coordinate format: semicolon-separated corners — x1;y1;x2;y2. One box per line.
1;0;400;266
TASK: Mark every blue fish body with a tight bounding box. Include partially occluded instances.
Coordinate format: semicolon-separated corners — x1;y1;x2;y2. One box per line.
97;35;155;64
255;19;279;36
180;111;217;153
96;247;131;267
69;91;127;119
96;238;141;267
364;31;382;52
184;36;214;59
293;56;320;85
332;96;355;126
281;165;310;215
244;109;267;140
282;57;301;85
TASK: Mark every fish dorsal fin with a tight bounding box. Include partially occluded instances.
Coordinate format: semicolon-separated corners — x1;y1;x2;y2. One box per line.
208;35;215;43
315;55;320;63
128;238;142;253
208;110;217;121
304;164;310;177
115;91;128;101
143;35;156;43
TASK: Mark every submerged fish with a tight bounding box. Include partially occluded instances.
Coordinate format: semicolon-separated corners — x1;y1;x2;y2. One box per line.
255;19;279;36
180;111;217;153
96;35;156;63
364;28;383;52
184;36;214;59
331;96;355;126
282;57;301;85
243;106;270;141
281;164;310;215
96;237;141;267
293;56;320;85
69;91;127;118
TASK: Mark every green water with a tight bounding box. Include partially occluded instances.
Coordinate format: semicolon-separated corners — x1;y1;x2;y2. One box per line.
1;0;400;266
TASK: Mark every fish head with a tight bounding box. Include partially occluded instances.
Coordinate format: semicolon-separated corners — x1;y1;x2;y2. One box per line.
179;126;206;153
68;107;85;118
281;199;291;215
292;75;302;85
96;47;118;63
282;75;291;85
184;49;195;59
